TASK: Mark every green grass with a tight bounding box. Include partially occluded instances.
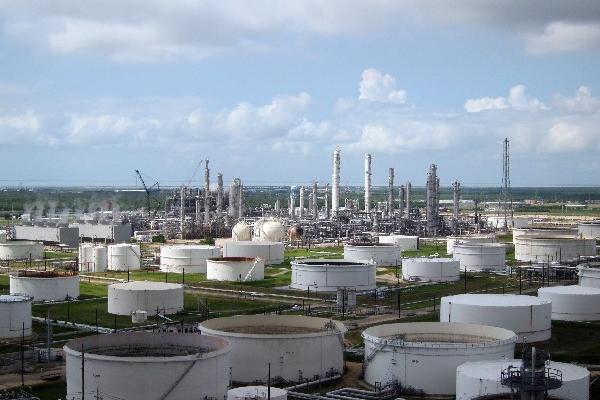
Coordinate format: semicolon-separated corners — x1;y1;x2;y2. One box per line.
544;320;600;364
402;242;448;258
30;382;66;400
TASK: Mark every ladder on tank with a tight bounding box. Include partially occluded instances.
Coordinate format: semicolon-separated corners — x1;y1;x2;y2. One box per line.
242;257;262;282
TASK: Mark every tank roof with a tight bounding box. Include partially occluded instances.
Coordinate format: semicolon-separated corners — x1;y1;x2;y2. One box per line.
109;281;183;291
208;256;257;262
404;257;456;263
458;359;589;381
539;285;600;295
292;258;374;266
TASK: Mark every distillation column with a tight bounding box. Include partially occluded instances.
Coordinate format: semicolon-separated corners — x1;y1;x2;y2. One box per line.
331;148;340;219
364;153;372;215
388;167;394;217
312;182;318;219
216;173;223;223
204;159;210;224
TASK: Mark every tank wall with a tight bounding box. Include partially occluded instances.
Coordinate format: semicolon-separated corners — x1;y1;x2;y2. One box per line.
402;259;460;282
579;223;600;239
447;236;495;255
291;263;376;291
160;246;222;273
378;235;418;251
107;244;141;271
538;287;600;321
107;285;184;316
0;242;44;260
0;299;32;339
343;245;401;266
222;242;284;265
93;246;108;272
512;228;578;244
207;259;265;281
578;267;600;289
515;237;596;262
452;245;506;272
10;276;80;302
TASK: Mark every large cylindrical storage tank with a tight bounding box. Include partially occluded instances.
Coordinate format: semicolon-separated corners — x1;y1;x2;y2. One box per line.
228;386;287;400
446;235;496;254
107;243;141;271
206;257;265;281
440;294;551;342
10;271;80;302
377;235;418;251
344;243;401;266
92;246;107;272
512;227;578;245
199;315;346;384
538;285;600;321
578;221;600;239
453;243;506;272
160;245;222;273
78;244;94;271
222;241;284;265
0;241;44;260
107;281;184;316
456;359;590;400
578;265;600;288
514;236;596;262
362;322;516;395
64;332;231;400
290;259;376;292
0;295;32;339
402;258;460;282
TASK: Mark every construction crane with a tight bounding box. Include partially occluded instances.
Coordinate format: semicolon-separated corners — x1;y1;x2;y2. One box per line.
134;170;160;215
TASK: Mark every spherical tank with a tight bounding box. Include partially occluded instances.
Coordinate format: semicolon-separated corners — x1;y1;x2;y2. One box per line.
0;241;44;260
206;257;265;281
288;225;304;241
228;386;287;400
160;244;222;273
456;359;590;400
290;259;376;292
377;235;419;251
446;235;496;255
232;221;252;241
10;270;80;302
199;315;346;384
578;265;600;288
257;220;286;242
362;322;517;396
343;243;401;266
222;241;284;265
108;281;184;316
514;236;596;262
440;294;551;342
107;243;141;271
402;258;460;282
0;295;32;339
452;243;506;272
538;285;600;321
64;332;231;400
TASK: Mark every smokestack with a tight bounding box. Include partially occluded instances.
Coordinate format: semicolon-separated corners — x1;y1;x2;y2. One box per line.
289;188;295;218
299;186;305;218
364;153;372;214
216;173;223;222
388;167;394;217
180;186;185;239
426;164;439;236
275;197;280;215
312;181;318;219
204;159;210;224
331;148;340;219
452;180;460;221
405;182;411;219
399;184;405;218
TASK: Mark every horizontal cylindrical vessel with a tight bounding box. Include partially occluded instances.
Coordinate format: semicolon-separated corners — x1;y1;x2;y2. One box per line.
228;386;287;400
222;241;284;265
290;259;376;292
64;332;231;400
579;265;600;288
107;243;141;271
538;285;600;321
456;359;590;400
446;235;495;254
512;227;578;245
10;270;80;302
514;236;596;262
402;258;460;282
344;243;401;266
452;243;506;272
440;294;551;342
377;235;418;251
108;281;184;316
578;221;600;239
206;257;265;281
0;295;32;339
0;241;44;260
362;322;516;395
160;244;221;273
199;315;346;384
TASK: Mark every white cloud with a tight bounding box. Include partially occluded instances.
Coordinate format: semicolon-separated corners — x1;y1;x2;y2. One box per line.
553;86;600;113
464;97;508;112
540;120;598;153
465;85;545;113
526;22;600;55
359;68;407;104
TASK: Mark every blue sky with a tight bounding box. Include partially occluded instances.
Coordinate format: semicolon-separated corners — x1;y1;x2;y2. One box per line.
1;1;600;187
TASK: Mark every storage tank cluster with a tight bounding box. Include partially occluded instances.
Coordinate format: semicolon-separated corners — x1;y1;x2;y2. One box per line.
160;244;221;273
0;294;32;339
402;257;460;282
446;234;496;254
10;270;80;302
290;259;376;292
362;322;517;395
514;235;596;262
0;240;44;260
344;242;401;266
79;244;108;272
199;315;345;384
107;281;184;316
64;332;231;400
377;235;418;251
107;243;141;271
440;294;551;342
452;243;506;272
206;257;265;281
222;241;284;265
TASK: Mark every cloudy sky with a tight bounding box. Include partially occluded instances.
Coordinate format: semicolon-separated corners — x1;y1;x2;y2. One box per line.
1;1;600;187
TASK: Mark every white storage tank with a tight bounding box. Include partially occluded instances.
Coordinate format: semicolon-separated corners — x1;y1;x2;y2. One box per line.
290;259;376;292
0;241;44;260
402;257;460;282
107;243;141;271
514;236;596;262
578;221;600;239
440;294;551;342
538;285;600;321
64;332;231;400
228;386;287;400
160;244;222;273
456;359;590;400
344;242;401;266
108;281;184;316
453;243;506;272
362;322;517;395
255;220;286;242
199;315;346;384
447;234;496;254
0;295;32;339
232;221;252;241
578;265;600;288
92;246;107;272
10;270;80;302
206;257;265;281
0;230;7;243
512;227;578;245
78;244;94;271
222;241;284;265
377;235;419;251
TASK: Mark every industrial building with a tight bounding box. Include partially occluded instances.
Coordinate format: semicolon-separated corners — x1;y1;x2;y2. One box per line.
13;224;79;247
70;221;132;243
